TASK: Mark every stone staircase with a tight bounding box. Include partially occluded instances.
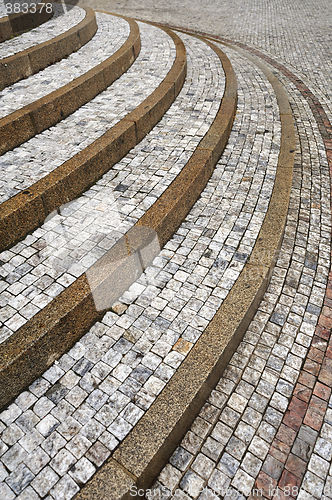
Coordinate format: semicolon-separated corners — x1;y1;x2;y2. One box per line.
0;3;298;499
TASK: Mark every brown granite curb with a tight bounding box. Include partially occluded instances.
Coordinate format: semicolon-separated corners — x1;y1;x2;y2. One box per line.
0;3;53;43
0;32;236;415
72;36;295;499
0;6;97;91
0;12;139;158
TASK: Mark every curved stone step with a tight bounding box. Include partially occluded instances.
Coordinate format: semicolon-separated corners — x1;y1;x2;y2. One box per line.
0;5;97;90
61;37;294;499
0;3;53;42
0;19;181;252
0;32;236;500
0;30;296;500
0;12;140;157
0;30;235;412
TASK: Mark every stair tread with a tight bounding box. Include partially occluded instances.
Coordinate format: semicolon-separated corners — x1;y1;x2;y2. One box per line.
0;32;222;341
0;5;85;60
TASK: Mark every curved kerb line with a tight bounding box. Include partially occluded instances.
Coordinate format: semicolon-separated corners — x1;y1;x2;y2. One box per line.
0;6;97;90
0;22;188;409
0;11;140;157
73;32;295;499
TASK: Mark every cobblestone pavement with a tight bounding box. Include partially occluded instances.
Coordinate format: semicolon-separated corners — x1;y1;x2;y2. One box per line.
0;0;332;498
0;18;175;204
0;40;281;499
0;5;85;60
0;12;128;117
81;0;332;120
81;5;332;500
0;31;222;339
150;44;332;497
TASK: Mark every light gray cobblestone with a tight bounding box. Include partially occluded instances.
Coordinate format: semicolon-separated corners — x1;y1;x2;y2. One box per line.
85;0;332;136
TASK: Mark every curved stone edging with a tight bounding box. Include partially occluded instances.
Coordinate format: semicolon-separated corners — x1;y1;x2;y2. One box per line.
0;11;138;158
0;15;191;254
0;3;53;43
0;6;97;91
72;35;295;499
0;31;236;417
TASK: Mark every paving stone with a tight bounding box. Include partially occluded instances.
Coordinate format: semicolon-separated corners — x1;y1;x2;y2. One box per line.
231;469;255;496
241;452;262;479
170;447;193;472
159;463;182;491
208;469;231;496
31;466;59;497
68;457;96;484
50;474;80;500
